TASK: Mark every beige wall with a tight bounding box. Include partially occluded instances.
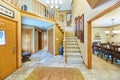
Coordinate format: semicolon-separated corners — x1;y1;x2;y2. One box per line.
92;25;120;44
0;1;22;67
72;0;119;66
92;27;110;43
109;25;120;43
58;10;71;26
65;32;74;37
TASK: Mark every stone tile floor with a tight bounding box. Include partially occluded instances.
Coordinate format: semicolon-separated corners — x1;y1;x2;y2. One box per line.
4;50;120;80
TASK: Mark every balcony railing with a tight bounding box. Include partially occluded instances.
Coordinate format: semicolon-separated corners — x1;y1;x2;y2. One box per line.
2;0;56;20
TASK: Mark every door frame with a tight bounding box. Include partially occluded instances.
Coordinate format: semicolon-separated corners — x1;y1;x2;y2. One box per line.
87;1;120;69
0;15;18;68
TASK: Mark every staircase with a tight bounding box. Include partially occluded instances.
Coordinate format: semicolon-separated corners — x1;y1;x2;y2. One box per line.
64;37;83;64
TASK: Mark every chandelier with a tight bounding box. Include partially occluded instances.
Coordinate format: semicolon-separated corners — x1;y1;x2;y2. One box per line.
105;19;119;37
46;0;62;9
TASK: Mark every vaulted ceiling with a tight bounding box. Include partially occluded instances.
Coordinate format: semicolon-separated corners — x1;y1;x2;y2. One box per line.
87;0;109;9
39;0;72;11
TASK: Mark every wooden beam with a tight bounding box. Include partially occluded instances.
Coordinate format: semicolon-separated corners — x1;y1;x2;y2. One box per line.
87;21;92;69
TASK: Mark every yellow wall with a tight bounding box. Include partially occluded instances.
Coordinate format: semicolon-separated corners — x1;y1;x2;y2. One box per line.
55;25;63;55
0;1;22;67
65;32;74;37
72;0;119;66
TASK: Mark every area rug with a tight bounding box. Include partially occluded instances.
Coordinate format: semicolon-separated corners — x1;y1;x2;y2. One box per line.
26;67;84;80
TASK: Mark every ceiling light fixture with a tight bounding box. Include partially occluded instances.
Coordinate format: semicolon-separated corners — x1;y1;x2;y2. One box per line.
46;0;62;9
105;19;119;37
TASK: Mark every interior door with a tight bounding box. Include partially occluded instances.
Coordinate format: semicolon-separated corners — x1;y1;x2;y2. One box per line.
38;31;42;50
0;17;17;79
22;28;32;53
48;29;53;54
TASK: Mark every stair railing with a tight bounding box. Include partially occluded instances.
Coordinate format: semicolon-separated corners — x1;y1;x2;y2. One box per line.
2;0;56;20
64;31;67;63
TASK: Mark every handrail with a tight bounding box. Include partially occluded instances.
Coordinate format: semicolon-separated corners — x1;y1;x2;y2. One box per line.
64;30;67;63
2;0;55;20
75;37;81;53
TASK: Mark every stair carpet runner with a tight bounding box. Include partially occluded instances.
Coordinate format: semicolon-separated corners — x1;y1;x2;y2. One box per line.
64;37;83;64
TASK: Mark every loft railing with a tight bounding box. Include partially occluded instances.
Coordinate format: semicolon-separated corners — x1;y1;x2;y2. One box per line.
2;0;56;20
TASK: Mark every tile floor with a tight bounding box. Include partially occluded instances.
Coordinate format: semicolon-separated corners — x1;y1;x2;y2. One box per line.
4;50;120;80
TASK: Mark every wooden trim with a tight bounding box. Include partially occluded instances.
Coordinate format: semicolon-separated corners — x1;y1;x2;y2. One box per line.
58;10;72;12
92;27;109;28
20;10;55;23
81;56;88;68
93;24;120;28
16;21;19;68
88;1;120;22
0;14;17;22
75;37;81;53
87;22;92;69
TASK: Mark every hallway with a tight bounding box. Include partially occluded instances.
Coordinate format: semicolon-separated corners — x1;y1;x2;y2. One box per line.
5;50;120;80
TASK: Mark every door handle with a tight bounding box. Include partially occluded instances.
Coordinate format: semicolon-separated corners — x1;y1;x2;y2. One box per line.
13;46;16;53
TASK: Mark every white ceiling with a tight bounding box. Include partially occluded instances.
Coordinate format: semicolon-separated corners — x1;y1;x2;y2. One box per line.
92;7;120;27
39;0;72;11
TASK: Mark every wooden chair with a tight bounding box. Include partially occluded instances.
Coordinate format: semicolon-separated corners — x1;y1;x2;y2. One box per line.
100;43;105;58
94;43;101;56
92;42;98;54
100;43;112;61
109;45;116;64
113;46;120;63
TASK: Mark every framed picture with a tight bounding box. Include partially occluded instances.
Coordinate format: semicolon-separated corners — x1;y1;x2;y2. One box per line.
66;13;72;27
77;16;80;39
79;14;84;43
74;17;78;37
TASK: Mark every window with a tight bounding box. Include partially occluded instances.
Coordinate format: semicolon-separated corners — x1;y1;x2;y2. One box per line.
0;30;6;45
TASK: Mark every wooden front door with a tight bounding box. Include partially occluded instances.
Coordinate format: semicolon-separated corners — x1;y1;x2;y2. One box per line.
0;17;17;79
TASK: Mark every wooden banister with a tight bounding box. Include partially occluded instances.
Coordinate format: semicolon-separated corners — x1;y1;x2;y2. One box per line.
2;0;56;21
64;30;67;63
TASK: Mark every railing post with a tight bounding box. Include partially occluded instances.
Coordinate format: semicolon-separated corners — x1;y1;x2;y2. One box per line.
64;29;67;63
